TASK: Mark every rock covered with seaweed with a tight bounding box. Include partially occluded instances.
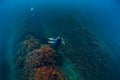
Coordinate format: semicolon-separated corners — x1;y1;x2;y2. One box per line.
26;45;66;80
14;36;67;80
43;15;117;80
12;10;118;80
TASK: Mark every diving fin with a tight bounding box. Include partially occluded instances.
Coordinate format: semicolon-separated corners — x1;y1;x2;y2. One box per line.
48;38;54;40
48;41;54;43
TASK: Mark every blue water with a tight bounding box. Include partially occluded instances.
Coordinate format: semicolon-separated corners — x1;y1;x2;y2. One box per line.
0;0;120;80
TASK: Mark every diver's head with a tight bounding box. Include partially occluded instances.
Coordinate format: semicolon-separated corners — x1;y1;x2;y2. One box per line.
57;36;62;39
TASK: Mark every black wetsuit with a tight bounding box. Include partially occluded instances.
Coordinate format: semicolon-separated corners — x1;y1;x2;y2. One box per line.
54;38;62;50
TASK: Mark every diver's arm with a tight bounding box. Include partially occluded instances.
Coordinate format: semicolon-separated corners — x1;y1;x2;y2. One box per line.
62;39;65;45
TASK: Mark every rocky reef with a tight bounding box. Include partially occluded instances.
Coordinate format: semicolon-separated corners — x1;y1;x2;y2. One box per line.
14;36;67;80
12;11;118;80
42;15;117;80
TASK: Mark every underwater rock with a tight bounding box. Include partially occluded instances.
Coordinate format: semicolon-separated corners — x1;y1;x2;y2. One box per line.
23;36;40;52
25;45;66;80
26;45;57;68
14;36;67;80
42;15;116;80
13;12;117;80
34;66;66;80
14;36;40;80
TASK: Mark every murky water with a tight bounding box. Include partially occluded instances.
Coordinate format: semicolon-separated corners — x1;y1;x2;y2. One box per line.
0;0;120;80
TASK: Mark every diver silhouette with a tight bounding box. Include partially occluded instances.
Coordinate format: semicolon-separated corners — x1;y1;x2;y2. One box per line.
48;36;65;50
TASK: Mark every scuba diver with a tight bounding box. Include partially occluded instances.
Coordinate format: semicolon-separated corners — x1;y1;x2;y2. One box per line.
48;36;65;50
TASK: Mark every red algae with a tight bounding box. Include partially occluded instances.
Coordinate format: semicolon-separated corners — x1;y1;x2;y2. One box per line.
34;66;65;80
14;36;67;80
26;45;66;80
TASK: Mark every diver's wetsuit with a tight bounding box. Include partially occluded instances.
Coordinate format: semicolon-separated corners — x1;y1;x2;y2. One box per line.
54;38;62;50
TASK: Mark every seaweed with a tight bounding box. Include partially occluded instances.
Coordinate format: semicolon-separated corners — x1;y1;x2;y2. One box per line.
42;15;115;80
12;11;117;80
13;35;67;80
